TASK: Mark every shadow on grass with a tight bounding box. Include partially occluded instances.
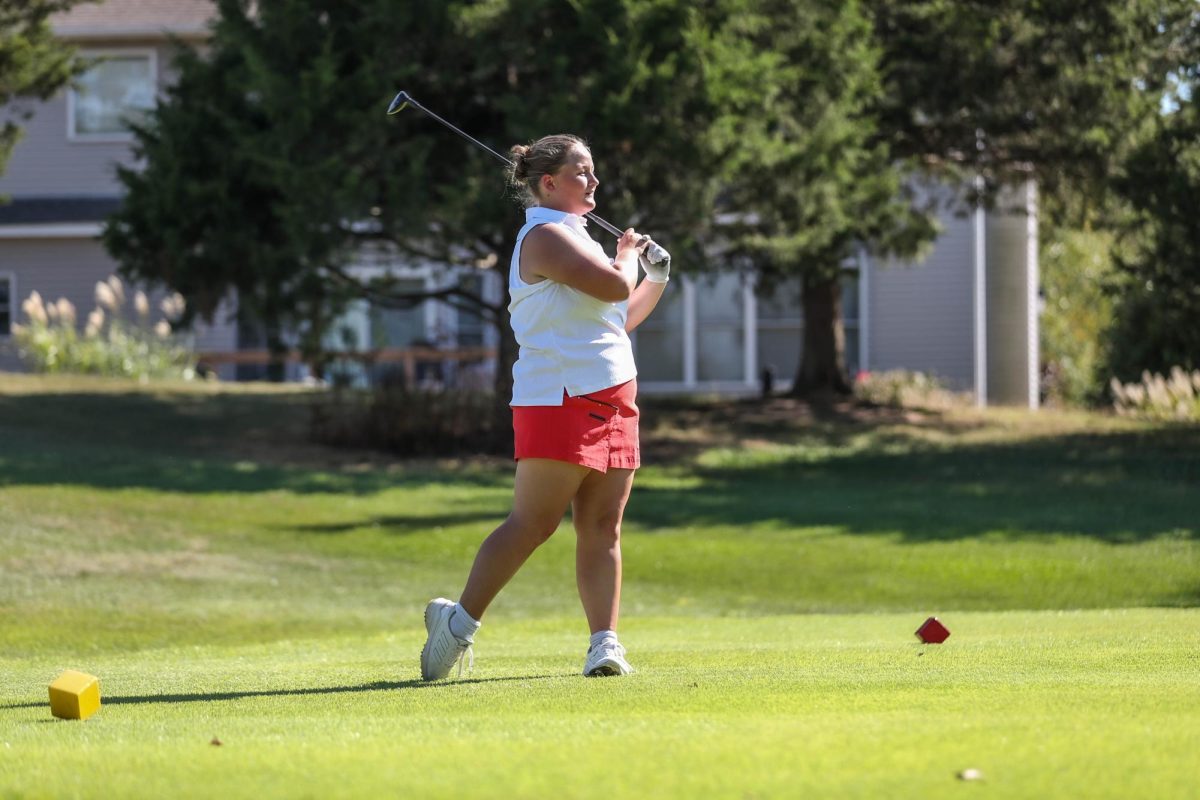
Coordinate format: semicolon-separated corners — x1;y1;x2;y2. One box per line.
2;674;571;712
2;388;1198;545
0;388;511;496
630;427;1200;544
285;511;503;535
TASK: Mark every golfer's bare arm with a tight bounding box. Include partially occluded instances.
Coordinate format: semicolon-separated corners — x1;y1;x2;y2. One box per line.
625;279;667;333
521;224;638;302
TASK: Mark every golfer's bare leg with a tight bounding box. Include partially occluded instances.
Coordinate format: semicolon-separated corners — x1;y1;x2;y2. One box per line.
457;458;590;621
572;467;636;634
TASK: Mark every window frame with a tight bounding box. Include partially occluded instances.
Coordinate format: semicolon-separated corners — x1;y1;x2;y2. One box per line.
67;48;159;143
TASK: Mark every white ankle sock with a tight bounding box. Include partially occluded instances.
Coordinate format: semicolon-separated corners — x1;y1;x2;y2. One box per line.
450;603;481;641
590;629;618;649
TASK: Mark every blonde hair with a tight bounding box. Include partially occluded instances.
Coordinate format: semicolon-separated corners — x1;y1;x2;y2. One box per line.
507;134;588;205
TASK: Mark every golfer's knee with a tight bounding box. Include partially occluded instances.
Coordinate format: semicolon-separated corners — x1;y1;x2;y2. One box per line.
575;515;621;545
507;512;559;547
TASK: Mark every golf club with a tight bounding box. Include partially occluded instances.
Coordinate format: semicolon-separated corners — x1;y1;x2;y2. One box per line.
387;90;668;264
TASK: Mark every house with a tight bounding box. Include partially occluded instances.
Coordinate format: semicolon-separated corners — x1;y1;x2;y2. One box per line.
0;0;1038;408
0;0;236;377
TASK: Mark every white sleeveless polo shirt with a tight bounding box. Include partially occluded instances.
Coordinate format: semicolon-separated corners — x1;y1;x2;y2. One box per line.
508;206;637;406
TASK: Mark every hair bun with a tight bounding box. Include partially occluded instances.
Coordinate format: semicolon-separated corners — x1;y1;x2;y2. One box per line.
509;144;530;179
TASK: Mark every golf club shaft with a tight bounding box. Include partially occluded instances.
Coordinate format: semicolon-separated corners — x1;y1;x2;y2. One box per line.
392;93;625;239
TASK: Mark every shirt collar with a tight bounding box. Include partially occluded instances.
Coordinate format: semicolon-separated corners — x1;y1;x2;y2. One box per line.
526;206;588;233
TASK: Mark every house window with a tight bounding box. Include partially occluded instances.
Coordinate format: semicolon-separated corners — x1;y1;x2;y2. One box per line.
0;274;12;336
840;270;861;376
69;51;157;140
694;273;746;381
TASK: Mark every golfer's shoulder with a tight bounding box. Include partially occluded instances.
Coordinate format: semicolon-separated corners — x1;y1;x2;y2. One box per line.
523;221;585;258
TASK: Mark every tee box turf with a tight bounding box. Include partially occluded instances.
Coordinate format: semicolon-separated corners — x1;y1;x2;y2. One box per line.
49;670;101;721
916;617;951;644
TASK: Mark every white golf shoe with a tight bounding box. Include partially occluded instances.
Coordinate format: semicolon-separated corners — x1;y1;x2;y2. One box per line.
583;639;633;677
420;598;474;681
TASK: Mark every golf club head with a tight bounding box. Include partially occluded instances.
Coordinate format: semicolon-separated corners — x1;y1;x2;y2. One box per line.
386;91;412;115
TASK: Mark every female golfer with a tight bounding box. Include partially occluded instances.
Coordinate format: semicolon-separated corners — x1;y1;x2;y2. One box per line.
421;134;670;680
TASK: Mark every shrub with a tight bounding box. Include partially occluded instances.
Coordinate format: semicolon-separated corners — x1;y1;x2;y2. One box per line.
12;276;197;381
310;384;507;456
853;369;968;409
1039;228;1116;407
1110;367;1200;422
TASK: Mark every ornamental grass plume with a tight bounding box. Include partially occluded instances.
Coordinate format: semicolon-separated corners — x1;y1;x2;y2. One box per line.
1110;367;1200;421
55;298;76;327
106;275;126;306
84;308;105;338
134;290;150;318
95;280;119;312
21;291;47;325
160;292;186;320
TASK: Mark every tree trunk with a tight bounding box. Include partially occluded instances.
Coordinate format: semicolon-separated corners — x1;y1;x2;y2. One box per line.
266;321;287;383
792;272;851;396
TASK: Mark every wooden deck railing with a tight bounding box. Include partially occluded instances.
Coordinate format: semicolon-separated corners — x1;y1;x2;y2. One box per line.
196;346;497;384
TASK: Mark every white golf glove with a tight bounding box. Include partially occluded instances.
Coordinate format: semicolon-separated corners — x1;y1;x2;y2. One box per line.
639;241;671;284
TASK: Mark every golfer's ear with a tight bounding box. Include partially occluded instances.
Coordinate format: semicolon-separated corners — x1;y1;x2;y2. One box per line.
541;174;555;193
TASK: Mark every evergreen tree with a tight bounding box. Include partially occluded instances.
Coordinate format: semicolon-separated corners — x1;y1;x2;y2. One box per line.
706;0;935;395
1108;85;1200;379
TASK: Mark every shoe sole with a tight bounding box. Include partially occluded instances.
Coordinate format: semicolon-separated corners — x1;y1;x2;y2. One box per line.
420;599;447;681
584;659;631;677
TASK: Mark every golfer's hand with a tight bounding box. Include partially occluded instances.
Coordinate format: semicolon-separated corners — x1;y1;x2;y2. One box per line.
639;239;671;283
617;228;647;261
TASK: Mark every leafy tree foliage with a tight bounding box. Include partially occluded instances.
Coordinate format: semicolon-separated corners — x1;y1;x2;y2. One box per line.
868;0;1192;209
1107;91;1200;380
0;1;93;178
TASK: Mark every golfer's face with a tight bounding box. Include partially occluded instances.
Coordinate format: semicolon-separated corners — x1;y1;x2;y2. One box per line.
549;147;598;215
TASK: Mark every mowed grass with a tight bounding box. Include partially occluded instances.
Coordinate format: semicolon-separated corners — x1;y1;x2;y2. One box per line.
1;373;1198;798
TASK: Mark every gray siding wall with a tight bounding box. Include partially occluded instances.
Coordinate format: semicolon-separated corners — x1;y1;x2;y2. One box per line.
985;182;1037;407
866;210;977;390
0;41;184;198
0;237;236;375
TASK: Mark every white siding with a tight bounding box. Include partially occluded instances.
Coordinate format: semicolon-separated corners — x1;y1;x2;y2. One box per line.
866;210;977;390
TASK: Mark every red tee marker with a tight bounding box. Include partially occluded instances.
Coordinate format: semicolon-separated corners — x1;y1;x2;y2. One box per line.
916;616;950;644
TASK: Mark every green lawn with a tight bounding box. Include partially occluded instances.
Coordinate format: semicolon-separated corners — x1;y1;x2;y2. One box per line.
1;373;1197;798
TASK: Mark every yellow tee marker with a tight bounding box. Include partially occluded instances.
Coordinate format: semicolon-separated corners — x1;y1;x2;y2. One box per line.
49;671;101;721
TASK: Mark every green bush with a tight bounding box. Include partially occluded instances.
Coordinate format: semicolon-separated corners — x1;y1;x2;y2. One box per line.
1110;367;1200;422
12;276;197;381
1039;228;1117;407
310;384;507;455
853;369;968;409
